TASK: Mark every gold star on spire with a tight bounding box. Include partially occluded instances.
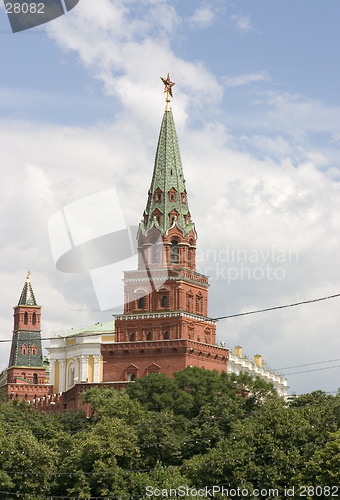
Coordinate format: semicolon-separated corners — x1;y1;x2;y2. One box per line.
161;72;175;97
161;73;175;110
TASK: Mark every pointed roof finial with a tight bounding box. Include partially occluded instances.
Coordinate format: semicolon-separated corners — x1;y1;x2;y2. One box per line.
161;72;175;111
19;272;37;306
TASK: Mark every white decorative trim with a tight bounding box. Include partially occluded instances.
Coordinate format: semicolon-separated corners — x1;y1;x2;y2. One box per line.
79;354;89;382
58;359;66;393
93;354;101;383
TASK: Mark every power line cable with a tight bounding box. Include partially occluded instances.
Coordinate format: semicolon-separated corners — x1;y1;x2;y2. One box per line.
277;358;340;370
0;292;340;344
214;292;340;320
284;364;340;376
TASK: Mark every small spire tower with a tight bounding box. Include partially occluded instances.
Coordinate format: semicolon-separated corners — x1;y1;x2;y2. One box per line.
3;273;51;400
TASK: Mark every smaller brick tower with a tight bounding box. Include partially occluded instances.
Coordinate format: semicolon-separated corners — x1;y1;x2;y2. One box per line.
3;273;52;401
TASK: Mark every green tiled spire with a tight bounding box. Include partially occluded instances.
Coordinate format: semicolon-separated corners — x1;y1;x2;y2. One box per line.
18;273;37;306
142;108;193;234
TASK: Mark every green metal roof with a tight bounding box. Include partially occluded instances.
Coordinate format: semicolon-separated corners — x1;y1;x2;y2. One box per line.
141;108;195;235
18;278;37;306
59;320;115;338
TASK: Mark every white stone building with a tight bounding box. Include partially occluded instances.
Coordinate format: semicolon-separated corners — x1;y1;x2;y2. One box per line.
226;345;288;397
47;321;115;393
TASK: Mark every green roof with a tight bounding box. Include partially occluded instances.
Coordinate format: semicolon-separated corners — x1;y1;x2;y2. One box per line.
59;320;115;338
18;278;37;306
140;108;195;235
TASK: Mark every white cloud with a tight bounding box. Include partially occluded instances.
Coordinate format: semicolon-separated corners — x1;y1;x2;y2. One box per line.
2;0;340;395
223;71;270;87
256;91;340;134
47;0;223;124
241;134;292;158
231;13;255;34
189;7;214;29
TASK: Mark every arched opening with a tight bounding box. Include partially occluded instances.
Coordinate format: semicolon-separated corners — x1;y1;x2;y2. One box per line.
24;312;28;325
33;373;38;385
188;239;194;267
32;312;36;325
163;331;169;340
130;332;135;342
161;295;168;308
197;335;201;342
128;373;136;382
170;240;179;263
147;332;152;341
70;367;75;388
138;296;145;309
152;242;159;263
31;345;37;355
21;372;26;379
22;344;28;355
187;294;192;312
155;189;162;202
196;294;202;314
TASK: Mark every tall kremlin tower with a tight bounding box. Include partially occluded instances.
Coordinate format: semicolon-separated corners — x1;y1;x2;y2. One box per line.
1;273;52;401
102;74;229;381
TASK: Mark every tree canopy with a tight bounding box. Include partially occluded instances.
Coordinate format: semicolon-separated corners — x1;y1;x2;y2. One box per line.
0;369;339;499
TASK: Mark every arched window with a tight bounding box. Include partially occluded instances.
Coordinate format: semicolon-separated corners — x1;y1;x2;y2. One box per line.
138;297;145;309
163;331;169;340
197;335;201;342
128;373;136;382
196;295;202;314
70;368;75;388
161;295;168;308
31;345;37;355
188;239;194;267
130;332;135;342
22;344;28;355
147;332;152;341
187;295;191;312
32;312;36;325
170;240;179;263
21;372;26;379
33;373;38;385
152;242;159;263
182;192;187;204
155;190;162;202
24;312;28;325
169;189;177;201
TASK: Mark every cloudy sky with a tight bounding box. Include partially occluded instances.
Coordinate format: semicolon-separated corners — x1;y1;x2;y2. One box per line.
1;0;340;395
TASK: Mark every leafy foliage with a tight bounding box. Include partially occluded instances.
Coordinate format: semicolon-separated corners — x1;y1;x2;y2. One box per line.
0;370;339;499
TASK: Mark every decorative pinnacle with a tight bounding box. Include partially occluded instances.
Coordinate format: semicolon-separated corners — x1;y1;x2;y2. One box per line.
26;271;31;282
161;72;175;111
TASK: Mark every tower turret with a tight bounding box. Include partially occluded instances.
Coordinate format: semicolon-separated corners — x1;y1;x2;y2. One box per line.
2;273;52;401
138;74;197;271
10;272;43;369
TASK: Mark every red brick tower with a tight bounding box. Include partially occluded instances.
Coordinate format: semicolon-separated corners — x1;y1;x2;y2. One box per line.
102;77;229;382
3;273;52;401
